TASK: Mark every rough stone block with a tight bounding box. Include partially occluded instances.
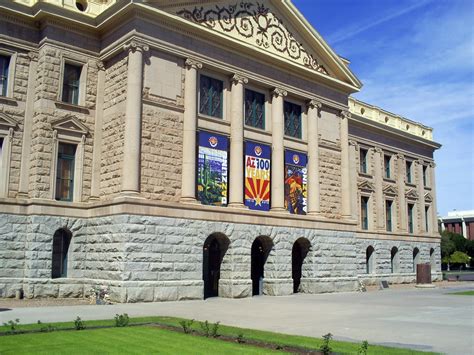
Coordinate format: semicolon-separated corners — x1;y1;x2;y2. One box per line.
127;287;154;303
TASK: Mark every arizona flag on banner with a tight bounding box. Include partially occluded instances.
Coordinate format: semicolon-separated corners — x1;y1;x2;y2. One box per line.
245;141;271;211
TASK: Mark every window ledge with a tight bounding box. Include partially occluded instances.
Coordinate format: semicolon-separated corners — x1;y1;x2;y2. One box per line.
424;186;432;191
359;172;373;179
55;101;90;114
383;178;396;183
198;113;229;126
284;135;306;145
406;182;416;188
0;96;18;106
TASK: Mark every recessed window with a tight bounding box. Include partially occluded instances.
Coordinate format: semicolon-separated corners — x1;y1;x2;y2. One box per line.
391;247;399;273
423;165;428;187
0;137;3;173
366;246;374;274
52;228;72;278
244;89;265;129
361;196;369;230
384;155;391;179
413;248;420;272
386;200;393;232
0;55;10;97
359;148;368;174
408;203;414;234
199;75;223;118
62;63;82;105
406;161;413;183
284;101;302;139
425;205;430;232
55;143;76;201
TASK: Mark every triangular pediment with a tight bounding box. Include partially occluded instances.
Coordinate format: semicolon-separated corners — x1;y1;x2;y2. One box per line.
0;113;17;131
405;189;418;200
424;192;433;203
51;116;89;136
358;180;375;192
383;185;398;197
155;1;361;91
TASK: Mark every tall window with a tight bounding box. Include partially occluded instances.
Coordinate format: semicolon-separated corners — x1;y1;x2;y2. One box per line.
408;203;414;233
384;155;391;179
284;101;302;138
359;148;368;173
245;89;265;129
423;165;428;187
51;228;72;278
385;200;393;232
55;143;76;201
361;196;369;230
199;75;223;118
62;63;81;105
0;55;10;96
406;161;413;183
425;205;430;232
366;246;374;274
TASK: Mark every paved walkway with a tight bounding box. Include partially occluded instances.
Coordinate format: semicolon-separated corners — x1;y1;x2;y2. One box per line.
1;284;473;355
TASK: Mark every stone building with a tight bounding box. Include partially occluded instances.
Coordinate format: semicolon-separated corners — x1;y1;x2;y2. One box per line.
0;0;441;302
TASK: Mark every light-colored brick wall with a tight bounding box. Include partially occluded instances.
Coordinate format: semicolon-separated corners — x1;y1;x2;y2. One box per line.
319;148;342;217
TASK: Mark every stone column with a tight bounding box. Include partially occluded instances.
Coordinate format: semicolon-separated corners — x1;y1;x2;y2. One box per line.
121;40;149;197
228;74;248;208
397;154;407;232
429;162;438;235
340;110;351;218
416;159;426;233
270;88;287;212
374;148;385;230
18;52;38;197
181;59;202;203
306;99;322;215
90;61;105;200
348;140;359;221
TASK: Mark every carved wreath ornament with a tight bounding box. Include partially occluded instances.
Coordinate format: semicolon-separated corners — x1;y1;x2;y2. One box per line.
177;2;329;75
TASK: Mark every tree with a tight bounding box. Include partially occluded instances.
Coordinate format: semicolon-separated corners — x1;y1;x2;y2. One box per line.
440;231;456;259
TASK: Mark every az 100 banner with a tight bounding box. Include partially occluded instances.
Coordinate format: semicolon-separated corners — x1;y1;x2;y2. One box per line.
245;141;271;211
197;131;229;206
284;150;308;215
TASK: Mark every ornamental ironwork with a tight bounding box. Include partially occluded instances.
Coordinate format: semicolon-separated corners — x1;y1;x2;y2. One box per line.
177;2;329;75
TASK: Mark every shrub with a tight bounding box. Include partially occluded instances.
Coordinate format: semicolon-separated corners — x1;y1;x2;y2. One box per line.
237;333;245;343
3;319;20;334
74;317;85;330
199;320;210;337
320;333;333;355
114;313;129;327
210;321;220;338
179;319;194;334
358;340;369;355
37;320;56;333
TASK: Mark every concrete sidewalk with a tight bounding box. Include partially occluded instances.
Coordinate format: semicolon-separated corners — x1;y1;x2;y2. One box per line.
1;284;473;355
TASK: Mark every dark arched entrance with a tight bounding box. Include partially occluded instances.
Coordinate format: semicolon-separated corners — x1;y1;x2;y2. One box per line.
251;236;273;296
52;228;72;279
203;233;229;299
292;238;311;293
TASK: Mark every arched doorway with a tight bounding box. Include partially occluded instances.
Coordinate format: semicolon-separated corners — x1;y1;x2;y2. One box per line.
391;247;399;273
413;247;420;272
52;228;72;279
251;236;273;296
366;246;375;274
292;238;311;293
203;233;229;299
430;248;436;270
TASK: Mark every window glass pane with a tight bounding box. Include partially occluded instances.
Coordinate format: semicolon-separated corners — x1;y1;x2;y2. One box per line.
0;55;10;96
384;155;391;178
199;75;223;118
423;166;427;186
284;101;302;138
360;149;367;173
386;200;392;231
245;89;265;129
62;64;81;105
56;143;76;201
406;161;412;183
361;196;369;230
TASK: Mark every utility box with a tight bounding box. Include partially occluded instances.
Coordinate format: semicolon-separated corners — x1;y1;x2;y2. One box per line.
416;263;431;284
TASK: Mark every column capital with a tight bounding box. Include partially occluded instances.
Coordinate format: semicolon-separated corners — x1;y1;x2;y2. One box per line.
28;51;38;61
348;139;358;147
429;161;436;168
339;110;351;120
185;58;203;70
374;147;383;155
396;153;405;161
231;73;248;85
96;61;105;71
271;87;288;98
123;40;150;53
307;99;322;112
414;159;424;166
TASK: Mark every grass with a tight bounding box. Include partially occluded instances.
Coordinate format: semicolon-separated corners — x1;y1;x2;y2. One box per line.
448;290;474;296
0;316;439;355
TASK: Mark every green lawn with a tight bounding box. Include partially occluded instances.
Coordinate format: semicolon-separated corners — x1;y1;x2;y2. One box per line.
448;290;474;296
0;316;439;355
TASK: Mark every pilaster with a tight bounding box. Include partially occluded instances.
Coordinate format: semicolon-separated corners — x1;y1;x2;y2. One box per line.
396;154;407;232
373;147;385;230
348;140;359;221
340;110;351;218
416;159;426;234
429;162;438;235
306;99;321;215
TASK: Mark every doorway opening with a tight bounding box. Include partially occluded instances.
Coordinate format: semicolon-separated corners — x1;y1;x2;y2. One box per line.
251;236;273;296
203;233;229;299
292;238;311;293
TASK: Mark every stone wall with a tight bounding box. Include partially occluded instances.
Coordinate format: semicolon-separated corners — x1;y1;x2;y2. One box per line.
319;148;342;218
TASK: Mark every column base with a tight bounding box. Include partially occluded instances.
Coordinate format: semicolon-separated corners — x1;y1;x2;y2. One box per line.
228;202;247;210
180;197;200;205
118;191;144;199
16;192;29;199
270;207;288;214
88;196;100;201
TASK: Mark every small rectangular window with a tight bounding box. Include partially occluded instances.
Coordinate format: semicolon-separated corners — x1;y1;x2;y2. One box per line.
361;196;369;230
199;75;223;118
425;205;430;232
384;155;391;179
283;101;302;139
408;203;414;233
56;143;76;201
406;161;412;183
62;64;81;105
423;165;428;187
386;200;393;232
0;55;10;97
244;89;265;129
360;148;368;174
0;137;3;171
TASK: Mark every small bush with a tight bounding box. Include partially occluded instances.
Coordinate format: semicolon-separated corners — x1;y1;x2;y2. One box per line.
320;333;333;355
237;333;245;343
74;317;85;330
3;319;20;334
358;340;369;355
179;319;194;334
210;321;220;338
114;313;129;327
37;320;56;333
199;320;210;337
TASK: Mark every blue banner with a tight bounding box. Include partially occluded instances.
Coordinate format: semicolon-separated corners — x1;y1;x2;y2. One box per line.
284;150;308;215
245;141;271;211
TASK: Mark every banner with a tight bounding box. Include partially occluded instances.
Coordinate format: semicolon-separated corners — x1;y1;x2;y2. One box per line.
284;150;308;215
197;131;228;206
245;141;271;211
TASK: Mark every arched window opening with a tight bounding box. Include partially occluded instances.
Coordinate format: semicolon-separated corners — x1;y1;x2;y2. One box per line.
391;247;399;273
251;236;273;296
203;233;230;299
413;248;420;272
51;228;72;279
292;238;311;293
430;248;436;270
366;246;375;274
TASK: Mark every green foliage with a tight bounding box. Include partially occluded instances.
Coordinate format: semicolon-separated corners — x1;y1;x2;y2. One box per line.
465;240;474;259
449;251;470;264
441;231;456;258
237;332;245;343
179;319;194;334
2;319;20;334
37;320;56;333
358;340;369;355
114;313;129;327
74;317;85;330
200;320;210;337
320;333;333;355
211;321;220;338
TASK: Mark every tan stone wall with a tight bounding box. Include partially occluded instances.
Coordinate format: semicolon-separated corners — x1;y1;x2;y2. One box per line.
319;148;342;218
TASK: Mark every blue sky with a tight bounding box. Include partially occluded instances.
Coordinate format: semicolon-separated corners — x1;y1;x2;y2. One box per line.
292;0;474;216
